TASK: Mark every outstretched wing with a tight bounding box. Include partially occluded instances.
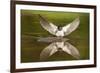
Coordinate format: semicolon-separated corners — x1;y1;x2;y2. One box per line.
39;15;58;36
62;17;80;36
62;42;80;59
40;42;57;60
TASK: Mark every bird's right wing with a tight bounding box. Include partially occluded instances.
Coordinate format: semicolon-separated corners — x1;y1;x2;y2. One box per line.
40;42;57;60
39;15;58;36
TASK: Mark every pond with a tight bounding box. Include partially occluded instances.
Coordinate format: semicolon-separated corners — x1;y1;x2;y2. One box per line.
21;10;89;63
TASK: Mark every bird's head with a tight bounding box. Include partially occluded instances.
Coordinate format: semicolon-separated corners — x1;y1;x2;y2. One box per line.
58;26;62;30
58;48;63;52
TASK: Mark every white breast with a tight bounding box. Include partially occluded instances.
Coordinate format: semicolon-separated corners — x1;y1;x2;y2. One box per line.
56;31;64;37
56;42;64;48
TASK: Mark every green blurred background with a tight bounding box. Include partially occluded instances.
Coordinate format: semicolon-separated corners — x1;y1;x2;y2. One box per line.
21;9;89;63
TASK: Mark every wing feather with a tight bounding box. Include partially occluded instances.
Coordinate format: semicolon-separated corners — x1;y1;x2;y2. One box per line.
62;17;80;36
39;15;58;35
40;42;57;60
63;42;80;59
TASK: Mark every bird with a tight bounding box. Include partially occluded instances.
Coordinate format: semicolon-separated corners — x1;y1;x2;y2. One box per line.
40;41;80;60
39;15;80;37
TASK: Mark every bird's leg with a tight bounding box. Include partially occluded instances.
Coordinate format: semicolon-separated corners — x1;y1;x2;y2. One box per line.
57;36;63;39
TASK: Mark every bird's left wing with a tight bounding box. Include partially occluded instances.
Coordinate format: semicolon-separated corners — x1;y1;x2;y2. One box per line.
39;15;58;36
62;17;80;36
62;42;80;59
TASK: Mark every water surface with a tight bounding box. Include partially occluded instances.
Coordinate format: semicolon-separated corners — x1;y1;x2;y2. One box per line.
21;10;89;63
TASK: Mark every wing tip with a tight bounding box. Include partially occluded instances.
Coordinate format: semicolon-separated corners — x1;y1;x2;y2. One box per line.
38;14;43;20
74;16;80;26
76;16;80;22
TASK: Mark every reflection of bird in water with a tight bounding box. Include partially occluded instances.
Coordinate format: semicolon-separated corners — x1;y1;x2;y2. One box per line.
40;41;80;60
39;15;80;37
38;15;80;60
